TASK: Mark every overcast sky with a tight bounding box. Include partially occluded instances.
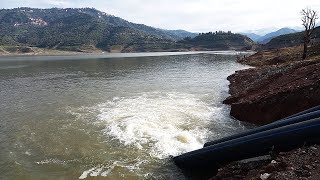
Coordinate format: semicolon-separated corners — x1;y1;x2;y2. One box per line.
1;0;320;34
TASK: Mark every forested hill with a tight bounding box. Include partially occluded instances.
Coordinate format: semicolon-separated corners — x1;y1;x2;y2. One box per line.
264;26;320;49
179;31;256;50
0;8;255;53
0;7;193;52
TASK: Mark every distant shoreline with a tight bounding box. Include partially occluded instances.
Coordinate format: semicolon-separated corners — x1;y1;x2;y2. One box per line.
0;46;101;57
0;47;255;59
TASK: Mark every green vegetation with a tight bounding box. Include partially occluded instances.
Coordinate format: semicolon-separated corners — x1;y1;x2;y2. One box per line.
179;31;255;50
0;8;184;52
264;26;320;49
0;8;255;53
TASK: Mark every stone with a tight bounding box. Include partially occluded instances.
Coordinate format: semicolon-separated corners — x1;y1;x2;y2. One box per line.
224;59;320;125
260;173;271;180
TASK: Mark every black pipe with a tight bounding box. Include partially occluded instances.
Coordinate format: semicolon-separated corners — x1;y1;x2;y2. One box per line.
284;105;320;119
204;109;320;147
174;117;320;173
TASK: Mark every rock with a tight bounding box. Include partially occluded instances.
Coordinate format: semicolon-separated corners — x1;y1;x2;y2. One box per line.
224;58;320;125
276;161;287;171
264;164;276;173
294;169;311;177
210;145;320;180
260;173;271;180
19;47;34;53
302;165;312;170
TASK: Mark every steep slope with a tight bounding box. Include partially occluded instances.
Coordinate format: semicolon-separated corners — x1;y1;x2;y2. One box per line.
258;28;298;44
225;44;320;125
264;26;320;49
0;7;256;53
0;7;180;52
0;7;194;41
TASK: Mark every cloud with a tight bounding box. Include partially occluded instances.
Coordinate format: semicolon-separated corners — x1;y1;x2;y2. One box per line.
1;0;320;33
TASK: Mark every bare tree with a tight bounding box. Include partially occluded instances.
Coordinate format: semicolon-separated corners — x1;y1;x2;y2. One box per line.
301;8;318;59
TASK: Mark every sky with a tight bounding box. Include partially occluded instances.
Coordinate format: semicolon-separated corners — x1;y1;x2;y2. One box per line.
1;0;320;34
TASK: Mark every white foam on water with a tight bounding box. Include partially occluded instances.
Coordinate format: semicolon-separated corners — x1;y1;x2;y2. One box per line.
24;151;31;156
90;167;103;176
79;167;96;179
35;158;78;165
96;92;222;159
79;166;114;179
79;160;145;179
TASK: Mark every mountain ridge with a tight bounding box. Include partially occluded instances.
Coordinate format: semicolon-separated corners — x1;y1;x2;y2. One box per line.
240;33;262;42
241;27;300;43
0;7;255;53
264;26;320;49
0;7;197;41
257;28;298;44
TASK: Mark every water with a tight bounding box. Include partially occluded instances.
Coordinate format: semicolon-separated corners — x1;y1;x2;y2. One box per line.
0;52;250;179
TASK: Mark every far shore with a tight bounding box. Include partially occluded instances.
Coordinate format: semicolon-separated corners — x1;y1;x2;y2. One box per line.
0;47;255;59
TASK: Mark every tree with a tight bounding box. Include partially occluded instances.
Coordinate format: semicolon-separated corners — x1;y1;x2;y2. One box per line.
301;8;318;59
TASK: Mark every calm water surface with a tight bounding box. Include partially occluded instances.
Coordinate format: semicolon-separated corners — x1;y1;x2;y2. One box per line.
0;52;250;179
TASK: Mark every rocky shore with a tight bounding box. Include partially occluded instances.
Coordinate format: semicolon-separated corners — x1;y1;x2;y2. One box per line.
211;145;320;180
225;45;320;125
209;45;320;179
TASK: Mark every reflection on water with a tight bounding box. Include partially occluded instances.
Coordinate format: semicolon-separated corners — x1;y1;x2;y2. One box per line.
0;52;250;179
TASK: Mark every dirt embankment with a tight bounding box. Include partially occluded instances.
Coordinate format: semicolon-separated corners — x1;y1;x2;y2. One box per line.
225;45;320;125
209;45;320;180
211;145;320;180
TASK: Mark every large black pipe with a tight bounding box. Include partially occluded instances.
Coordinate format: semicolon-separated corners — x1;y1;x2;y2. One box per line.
204;109;320;147
174;117;320;173
284;105;320;119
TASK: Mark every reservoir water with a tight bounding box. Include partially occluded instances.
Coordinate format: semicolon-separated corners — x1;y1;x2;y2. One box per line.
0;52;250;179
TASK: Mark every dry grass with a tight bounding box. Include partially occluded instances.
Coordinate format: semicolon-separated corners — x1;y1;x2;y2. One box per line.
239;46;303;66
239;45;320;67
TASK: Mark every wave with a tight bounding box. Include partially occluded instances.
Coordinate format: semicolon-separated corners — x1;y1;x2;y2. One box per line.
95;92;223;159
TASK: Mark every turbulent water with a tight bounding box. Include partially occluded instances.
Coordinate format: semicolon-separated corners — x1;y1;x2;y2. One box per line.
0;52;250;179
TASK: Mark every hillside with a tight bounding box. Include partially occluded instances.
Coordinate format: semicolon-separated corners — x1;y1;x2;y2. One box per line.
160;29;197;39
0;7;196;40
264;26;320;49
226;44;320;124
257;28;298;44
241;32;262;42
0;8;256;53
0;7;191;52
179;31;256;50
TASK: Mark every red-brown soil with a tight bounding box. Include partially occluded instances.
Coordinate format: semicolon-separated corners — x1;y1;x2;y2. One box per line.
225;45;320;125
